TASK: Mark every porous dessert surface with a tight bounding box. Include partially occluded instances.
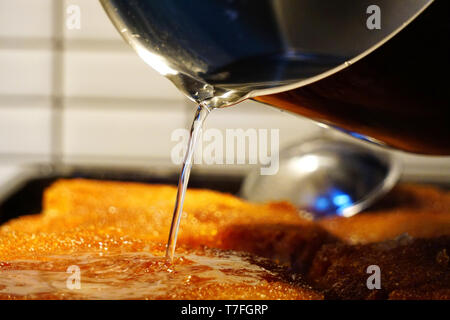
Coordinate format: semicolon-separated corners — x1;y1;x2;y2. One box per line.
0;180;449;299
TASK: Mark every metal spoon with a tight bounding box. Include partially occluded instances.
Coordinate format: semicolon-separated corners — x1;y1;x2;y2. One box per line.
240;138;401;219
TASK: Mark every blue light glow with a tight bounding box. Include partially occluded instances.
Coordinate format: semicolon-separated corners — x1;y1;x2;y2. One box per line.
332;193;352;206
312;188;353;217
314;197;330;211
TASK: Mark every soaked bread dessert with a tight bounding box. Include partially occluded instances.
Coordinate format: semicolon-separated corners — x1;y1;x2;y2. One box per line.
40;179;334;270
0;179;449;300
310;184;450;299
0;179;326;300
318;184;450;244
308;236;450;300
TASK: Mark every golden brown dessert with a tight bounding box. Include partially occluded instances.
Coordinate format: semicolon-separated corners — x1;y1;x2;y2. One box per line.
308;236;450;300
39;179;333;270
318;184;450;244
0;179;325;300
0;179;449;300
310;184;450;299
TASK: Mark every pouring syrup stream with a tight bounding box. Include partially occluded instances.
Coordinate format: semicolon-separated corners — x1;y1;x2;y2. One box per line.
165;104;211;262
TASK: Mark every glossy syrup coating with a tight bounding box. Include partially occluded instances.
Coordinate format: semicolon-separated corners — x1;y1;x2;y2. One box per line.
0;179;325;300
0;246;321;300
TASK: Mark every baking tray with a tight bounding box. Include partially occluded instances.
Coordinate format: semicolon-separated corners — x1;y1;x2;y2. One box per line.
0;165;244;225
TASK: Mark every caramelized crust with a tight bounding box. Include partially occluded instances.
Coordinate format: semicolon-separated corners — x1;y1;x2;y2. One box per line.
311;184;450;300
318;184;450;244
308;236;450;300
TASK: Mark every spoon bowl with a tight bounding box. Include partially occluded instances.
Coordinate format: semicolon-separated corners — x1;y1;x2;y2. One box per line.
241;138;401;219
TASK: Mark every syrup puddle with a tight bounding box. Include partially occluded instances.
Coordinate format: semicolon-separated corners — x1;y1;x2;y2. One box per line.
0;250;275;300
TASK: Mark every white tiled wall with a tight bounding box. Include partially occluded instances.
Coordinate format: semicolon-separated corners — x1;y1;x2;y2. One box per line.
0;0;448;181
63;104;187;160
0;0;53;38
63;0;122;40
0;105;51;156
0;50;53;96
64;51;183;100
0;0;54;167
